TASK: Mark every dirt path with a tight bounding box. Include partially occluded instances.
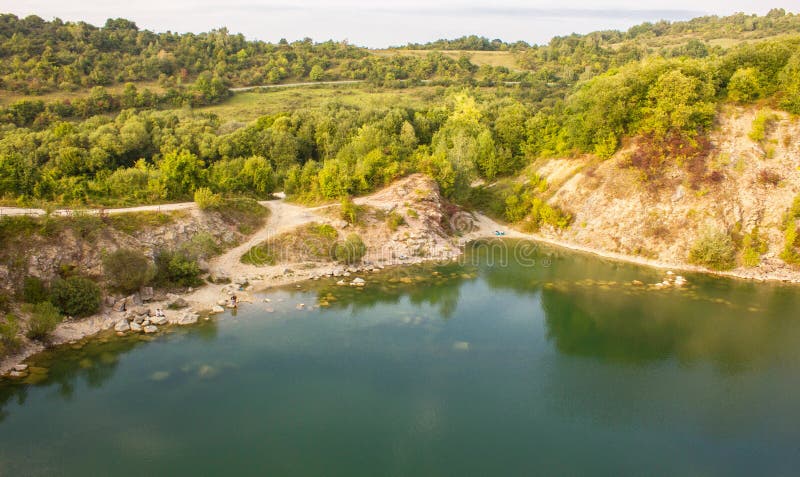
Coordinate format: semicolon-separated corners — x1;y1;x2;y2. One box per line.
0;202;201;217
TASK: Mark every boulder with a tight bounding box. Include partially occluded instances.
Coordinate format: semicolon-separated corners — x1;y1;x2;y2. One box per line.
130;322;143;332
112;298;127;312
174;312;199;325
151;315;168;326
351;277;366;286
133;315;145;325
210;305;225;314
169;297;189;309
140;287;154;302
143;325;158;334
114;320;130;332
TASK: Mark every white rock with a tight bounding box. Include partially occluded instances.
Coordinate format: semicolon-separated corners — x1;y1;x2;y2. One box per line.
174;312;199;325
13;364;28;372
8;370;25;378
130;322;143;332
210;305;225;314
114;320;131;332
143;325;158;334
151;315;168;326
336;280;346;286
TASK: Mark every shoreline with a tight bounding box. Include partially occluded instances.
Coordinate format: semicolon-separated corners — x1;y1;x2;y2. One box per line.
3;216;799;377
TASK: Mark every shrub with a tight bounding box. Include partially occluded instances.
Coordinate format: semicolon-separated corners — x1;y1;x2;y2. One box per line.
103;248;154;293
340;196;362;225
180;232;223;259
25;302;62;341
0;314;21;354
748;110;778;143
688;230;737;270
50;276;102;317
194;187;222;210
741;227;767;267
154;250;203;287
334;233;367;264
387;212;406;231
757;169;781;186
21;276;49;303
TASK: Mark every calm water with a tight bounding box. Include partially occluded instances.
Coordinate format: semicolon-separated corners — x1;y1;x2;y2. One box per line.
1;240;800;476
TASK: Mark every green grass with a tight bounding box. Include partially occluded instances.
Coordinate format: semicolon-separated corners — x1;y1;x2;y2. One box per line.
373;49;520;70
208;198;269;235
241;222;337;266
108;211;179;235
199;85;444;122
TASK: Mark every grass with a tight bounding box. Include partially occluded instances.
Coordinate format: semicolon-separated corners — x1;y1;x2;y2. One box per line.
241;222;337;266
208;198;269;235
373;49;520;70
108;211;179;235
199;85;444;122
0;80;166;106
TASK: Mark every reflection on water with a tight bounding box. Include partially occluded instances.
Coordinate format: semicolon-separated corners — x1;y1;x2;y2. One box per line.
1;240;799;475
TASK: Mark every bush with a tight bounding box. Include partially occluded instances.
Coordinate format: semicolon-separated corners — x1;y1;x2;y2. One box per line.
749;110;778;143
0;314;21;354
25;302;62;341
194;187;222;210
387;211;406;231
757;169;781;186
334;234;367;264
50;276;102;317
688;230;737;270
340;197;362;225
21;276;49;303
103;248;154;293
741;227;767;267
154;250;203;287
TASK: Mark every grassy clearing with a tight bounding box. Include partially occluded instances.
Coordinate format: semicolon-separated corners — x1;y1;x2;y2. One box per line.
241;222;337;266
108;211;180;235
207;198;270;235
373;50;520;70
199;85;443;122
0;80;166;106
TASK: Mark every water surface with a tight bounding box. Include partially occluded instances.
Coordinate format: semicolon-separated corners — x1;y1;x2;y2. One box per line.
1;240;799;476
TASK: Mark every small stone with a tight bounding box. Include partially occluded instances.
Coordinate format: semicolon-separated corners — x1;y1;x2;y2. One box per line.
337;280;346;286
152;315;168;326
13;364;28;372
142;319;151;326
296;303;305;310
130;322;143;332
8;370;26;378
631;280;644;286
114;320;130;332
143;325;158;334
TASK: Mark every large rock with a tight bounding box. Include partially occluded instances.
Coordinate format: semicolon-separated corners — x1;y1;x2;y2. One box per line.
168;297;189;309
210;305;225;314
151;315;168;326
173;311;199;325
143;325;158;334
140;287;154;302
130;322;143;332
114;320;130;332
112;298;127;312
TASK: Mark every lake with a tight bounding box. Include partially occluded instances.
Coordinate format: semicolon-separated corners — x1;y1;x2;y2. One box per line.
1;239;799;476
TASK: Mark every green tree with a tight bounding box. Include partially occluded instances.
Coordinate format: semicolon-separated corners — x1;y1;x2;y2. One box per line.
50;277;102;317
103;248;154;293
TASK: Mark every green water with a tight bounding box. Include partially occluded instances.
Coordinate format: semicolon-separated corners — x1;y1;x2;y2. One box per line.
1;240;800;476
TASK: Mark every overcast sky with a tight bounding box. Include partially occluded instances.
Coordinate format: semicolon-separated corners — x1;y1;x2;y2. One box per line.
1;1;797;47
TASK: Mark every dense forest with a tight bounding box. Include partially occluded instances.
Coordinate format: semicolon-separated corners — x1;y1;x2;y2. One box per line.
0;9;798;226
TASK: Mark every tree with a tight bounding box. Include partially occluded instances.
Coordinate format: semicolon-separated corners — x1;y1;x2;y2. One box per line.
103;248;154;293
50;277;102;317
25;301;62;340
157;149;206;199
309;65;325;81
334;233;366;264
728;67;763;103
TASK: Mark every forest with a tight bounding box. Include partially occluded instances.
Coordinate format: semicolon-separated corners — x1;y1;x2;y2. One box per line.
0;9;798;227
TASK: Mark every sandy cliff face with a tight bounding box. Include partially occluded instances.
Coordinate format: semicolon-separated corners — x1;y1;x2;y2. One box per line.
535;107;800;279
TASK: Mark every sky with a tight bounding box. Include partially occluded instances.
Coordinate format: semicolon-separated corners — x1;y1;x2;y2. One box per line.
0;0;798;48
